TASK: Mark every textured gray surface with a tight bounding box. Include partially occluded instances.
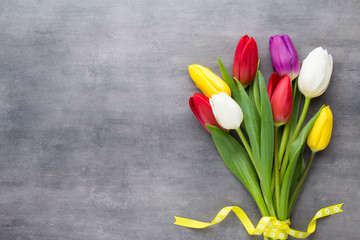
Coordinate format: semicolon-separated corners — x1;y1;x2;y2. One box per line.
0;0;359;239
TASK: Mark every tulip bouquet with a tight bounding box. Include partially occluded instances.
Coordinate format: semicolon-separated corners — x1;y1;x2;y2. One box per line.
175;35;342;240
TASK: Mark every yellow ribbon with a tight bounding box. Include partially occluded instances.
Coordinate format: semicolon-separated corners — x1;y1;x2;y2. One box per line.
174;203;343;239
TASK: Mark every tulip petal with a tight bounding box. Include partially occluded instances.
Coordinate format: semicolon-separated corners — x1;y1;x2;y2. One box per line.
307;106;333;151
282;35;300;80
267;72;282;100
190;93;223;132
239;37;258;86
189;65;231;97
314;53;333;97
298;47;332;98
233;35;249;80
210;92;243;130
269;35;293;77
270;76;293;125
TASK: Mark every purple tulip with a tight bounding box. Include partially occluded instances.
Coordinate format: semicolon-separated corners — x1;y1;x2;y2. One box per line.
269;35;300;81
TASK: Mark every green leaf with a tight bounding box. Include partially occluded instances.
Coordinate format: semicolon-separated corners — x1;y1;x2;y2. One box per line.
258;70;276;216
217;57;241;104
249;79;255;103
237;81;261;172
207;125;257;188
249;74;261;115
253;60;261;114
278;105;325;220
287;150;311;217
287;145;306;217
299;154;306;176
289;146;305;195
207;125;269;216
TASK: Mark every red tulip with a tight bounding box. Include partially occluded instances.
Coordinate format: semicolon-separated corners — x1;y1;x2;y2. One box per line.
189;93;223;132
267;73;293;126
233;35;258;87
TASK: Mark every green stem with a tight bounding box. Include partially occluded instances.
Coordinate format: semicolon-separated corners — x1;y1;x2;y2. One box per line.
252;188;270;217
287;151;316;217
247;178;269;217
291;97;311;143
261;181;277;218
280;97;311;182
236;128;261;178
278;122;290;165
274;126;280;216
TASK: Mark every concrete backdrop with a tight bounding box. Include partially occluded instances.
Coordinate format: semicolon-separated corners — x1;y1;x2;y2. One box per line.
0;0;359;239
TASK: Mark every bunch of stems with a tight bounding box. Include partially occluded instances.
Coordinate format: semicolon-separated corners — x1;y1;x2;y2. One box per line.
236;78;316;240
217;58;323;240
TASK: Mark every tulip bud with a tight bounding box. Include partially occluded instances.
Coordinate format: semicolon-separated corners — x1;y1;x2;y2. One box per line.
298;47;333;98
307;106;333;152
209;92;243;130
189;93;224;133
189;64;231;98
269;35;300;81
267;73;293;126
233;35;258;87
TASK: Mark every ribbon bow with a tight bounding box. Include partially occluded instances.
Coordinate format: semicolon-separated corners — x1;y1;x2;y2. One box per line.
174;203;343;239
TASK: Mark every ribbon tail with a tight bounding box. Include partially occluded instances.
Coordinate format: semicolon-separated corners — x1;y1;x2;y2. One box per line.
174;206;233;229
306;203;344;234
174;216;212;229
284;203;344;239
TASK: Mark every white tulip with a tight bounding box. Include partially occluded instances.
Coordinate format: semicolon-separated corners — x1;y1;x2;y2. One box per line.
209;92;243;130
298;47;333;98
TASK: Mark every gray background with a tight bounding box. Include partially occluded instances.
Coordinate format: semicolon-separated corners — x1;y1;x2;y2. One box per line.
0;0;358;239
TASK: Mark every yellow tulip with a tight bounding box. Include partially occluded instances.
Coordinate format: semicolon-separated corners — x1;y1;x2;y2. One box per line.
188;64;231;98
307;106;333;152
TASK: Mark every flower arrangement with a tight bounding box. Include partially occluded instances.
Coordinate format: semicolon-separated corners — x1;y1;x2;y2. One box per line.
174;35;342;240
